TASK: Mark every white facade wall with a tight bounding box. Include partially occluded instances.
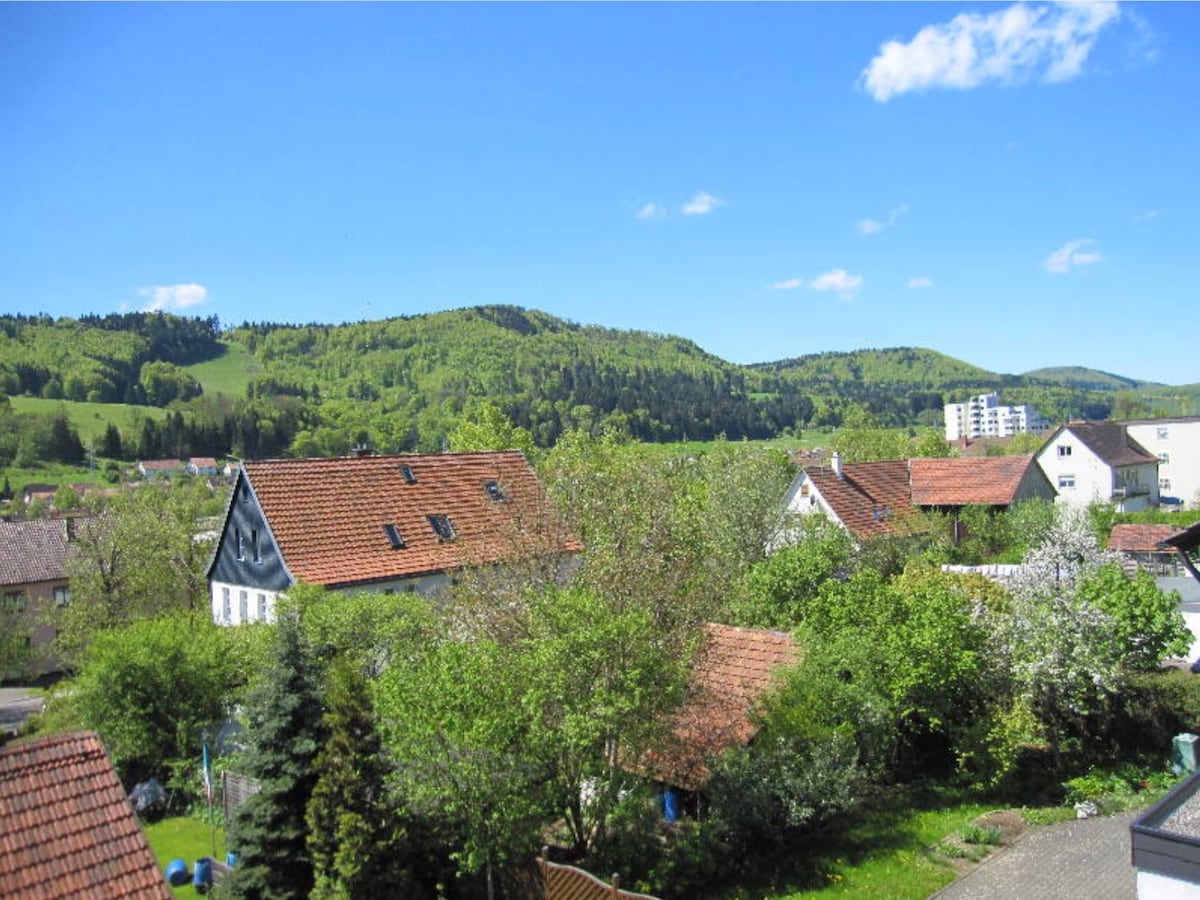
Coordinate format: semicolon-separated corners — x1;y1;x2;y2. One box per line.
1138;869;1200;900
1126;420;1200;509
210;572;455;626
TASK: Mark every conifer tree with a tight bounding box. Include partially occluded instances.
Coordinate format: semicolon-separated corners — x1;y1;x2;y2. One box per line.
306;658;420;899
224;611;326;900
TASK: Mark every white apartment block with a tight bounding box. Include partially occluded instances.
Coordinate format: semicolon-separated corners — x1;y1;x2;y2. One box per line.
944;392;1049;442
1124;417;1200;509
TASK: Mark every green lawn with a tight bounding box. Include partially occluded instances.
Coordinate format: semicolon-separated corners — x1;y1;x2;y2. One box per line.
143;815;226;898
183;341;258;398
8;396;165;443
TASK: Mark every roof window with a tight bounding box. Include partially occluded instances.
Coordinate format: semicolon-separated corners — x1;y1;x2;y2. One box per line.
400;464;418;484
427;514;456;540
382;523;406;549
484;480;507;502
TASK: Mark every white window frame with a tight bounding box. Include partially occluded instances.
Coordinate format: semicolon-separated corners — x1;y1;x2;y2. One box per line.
1058;474;1076;490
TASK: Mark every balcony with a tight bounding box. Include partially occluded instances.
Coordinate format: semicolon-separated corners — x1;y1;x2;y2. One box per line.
1112;484;1151;499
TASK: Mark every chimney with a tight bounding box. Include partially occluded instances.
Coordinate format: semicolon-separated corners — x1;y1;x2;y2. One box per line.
831;452;844;479
350;444;374;458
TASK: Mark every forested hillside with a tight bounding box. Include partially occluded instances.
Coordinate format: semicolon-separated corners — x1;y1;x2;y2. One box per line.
0;304;1181;468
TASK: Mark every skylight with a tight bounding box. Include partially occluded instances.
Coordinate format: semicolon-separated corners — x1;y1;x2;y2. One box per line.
484;480;506;501
400;464;417;484
382;523;406;549
427;514;455;540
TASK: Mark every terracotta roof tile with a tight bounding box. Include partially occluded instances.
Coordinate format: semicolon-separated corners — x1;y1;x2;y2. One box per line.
0;732;172;899
244;451;580;588
1108;524;1180;553
646;624;799;790
910;455;1039;506
806;459;916;540
0;519;73;587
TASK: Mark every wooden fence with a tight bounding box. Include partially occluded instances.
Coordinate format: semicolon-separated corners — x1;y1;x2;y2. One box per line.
221;771;260;823
538;849;660;900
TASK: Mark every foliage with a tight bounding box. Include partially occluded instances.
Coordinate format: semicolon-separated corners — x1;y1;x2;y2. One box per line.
447;402;536;457
0;600;34;679
49;615;247;786
1076;565;1190;670
223;611;327;900
57;483;216;665
954;499;1057;564
307;659;425;899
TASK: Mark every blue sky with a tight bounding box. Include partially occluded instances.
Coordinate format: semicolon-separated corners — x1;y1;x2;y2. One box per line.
1;2;1196;384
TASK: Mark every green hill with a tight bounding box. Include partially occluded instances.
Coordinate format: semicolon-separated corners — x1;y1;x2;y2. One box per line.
751;347;1009;391
1021;366;1158;392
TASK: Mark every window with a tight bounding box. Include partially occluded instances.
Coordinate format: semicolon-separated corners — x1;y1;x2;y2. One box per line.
251;529;261;563
1161;478;1173;492
239;590;248;623
2;591;26;613
222;587;231;623
1158;453;1170;465
1057;445;1072;457
236;530;245;561
484;480;506;502
400;464;418;484
382;523;406;549
1158;426;1170;440
53;586;70;607
427;514;455;540
257;593;267;621
1058;475;1076;490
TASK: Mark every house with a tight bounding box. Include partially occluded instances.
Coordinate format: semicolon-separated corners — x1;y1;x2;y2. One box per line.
136;459;181;479
1123;418;1200;509
0;518;76;677
0;731;172;899
206;450;581;625
186;457;220;476
221;460;240;479
779;453;1054;544
944;392;1048;442
640;624;799;797
1108;524;1187;577
1036;421;1159;512
20;484;57;506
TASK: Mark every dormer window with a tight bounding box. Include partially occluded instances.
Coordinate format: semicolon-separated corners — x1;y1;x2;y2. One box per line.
484;480;506;502
400;465;418;484
382;523;406;549
427;514;455;540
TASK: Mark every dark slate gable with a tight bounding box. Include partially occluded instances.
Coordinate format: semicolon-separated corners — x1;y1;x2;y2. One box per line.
206;471;292;592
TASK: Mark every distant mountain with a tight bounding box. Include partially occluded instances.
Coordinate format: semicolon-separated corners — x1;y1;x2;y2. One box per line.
1021;366;1162;392
750;347;1013;392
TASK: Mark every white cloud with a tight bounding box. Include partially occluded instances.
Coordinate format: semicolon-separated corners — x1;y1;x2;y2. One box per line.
810;269;864;300
770;277;804;291
138;283;210;312
1043;239;1103;274
681;191;722;216
1132;208;1163;222
857;202;909;236
861;1;1121;102
908;276;933;289
636;202;666;220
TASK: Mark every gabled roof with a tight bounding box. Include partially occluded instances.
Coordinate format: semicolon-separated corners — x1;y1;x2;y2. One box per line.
644;624;799;790
188;457;219;469
805;459;915;539
0;519;73;587
240;451;580;588
0;732;172;899
909;455;1042;506
1108;524;1181;554
1055;421;1157;468
137;459;181;471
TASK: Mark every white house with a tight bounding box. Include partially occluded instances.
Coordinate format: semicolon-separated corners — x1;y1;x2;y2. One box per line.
205;450;580;625
944;392;1049;442
1036;421;1159;512
1124;417;1200;509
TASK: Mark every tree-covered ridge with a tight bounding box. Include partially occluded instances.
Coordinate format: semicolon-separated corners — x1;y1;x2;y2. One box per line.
0;312;221;405
750;347;1012;390
1023;366;1161;392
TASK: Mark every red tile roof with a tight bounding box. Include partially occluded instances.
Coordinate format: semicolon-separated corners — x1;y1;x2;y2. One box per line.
909;455;1040;506
244;451;580;588
0;732;172;899
0;519;73;587
805;459;917;539
137;459;181;471
1108;524;1181;553
645;624;799;790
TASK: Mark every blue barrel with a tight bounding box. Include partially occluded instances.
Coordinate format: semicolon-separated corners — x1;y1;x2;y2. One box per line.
193;857;213;888
226;851;237;868
165;858;189;886
663;786;681;823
